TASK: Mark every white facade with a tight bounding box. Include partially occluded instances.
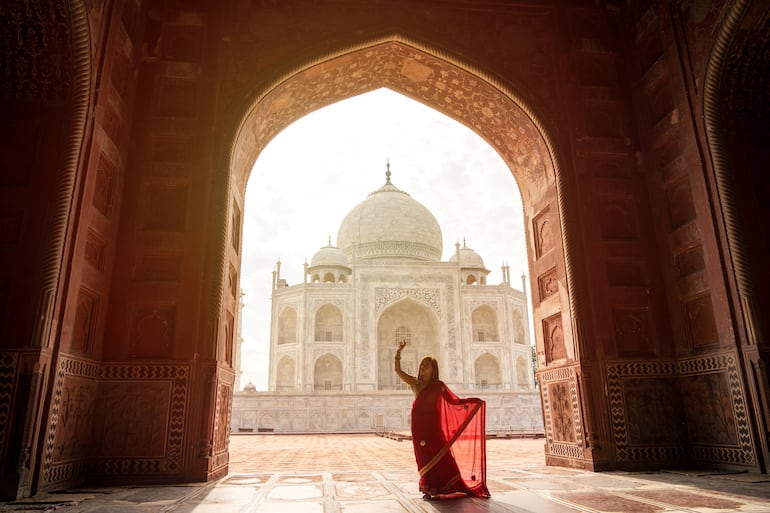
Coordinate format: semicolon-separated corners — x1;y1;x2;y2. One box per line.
267;170;535;395
232;169;542;434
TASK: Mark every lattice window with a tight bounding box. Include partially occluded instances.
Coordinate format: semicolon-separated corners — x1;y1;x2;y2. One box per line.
394;326;411;345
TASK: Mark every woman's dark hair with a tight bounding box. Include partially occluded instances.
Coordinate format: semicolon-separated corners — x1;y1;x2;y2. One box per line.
420;356;439;381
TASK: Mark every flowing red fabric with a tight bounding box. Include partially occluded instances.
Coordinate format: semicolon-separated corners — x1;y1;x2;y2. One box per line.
410;380;490;498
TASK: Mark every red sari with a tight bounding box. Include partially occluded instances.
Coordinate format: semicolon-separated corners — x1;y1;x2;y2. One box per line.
410;380;490;498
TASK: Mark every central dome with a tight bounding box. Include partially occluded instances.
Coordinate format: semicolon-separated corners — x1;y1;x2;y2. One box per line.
337;168;443;262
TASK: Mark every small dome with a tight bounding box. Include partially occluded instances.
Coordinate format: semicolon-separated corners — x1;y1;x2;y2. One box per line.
310;240;348;268
243;381;256;392
449;240;486;268
337;165;442;262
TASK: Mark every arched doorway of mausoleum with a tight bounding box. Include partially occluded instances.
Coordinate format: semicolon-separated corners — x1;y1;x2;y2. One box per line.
376;297;441;390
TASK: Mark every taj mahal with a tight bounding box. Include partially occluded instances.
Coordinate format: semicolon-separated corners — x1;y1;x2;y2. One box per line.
231;166;544;434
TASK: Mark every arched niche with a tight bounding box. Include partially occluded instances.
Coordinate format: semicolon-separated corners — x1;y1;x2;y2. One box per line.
376;297;439;390
277;307;297;345
474;352;501;389
314;304;343;342
472;305;499;342
313;353;343;391
276;355;296;391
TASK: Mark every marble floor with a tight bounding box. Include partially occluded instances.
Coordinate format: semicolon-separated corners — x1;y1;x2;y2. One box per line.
3;434;770;512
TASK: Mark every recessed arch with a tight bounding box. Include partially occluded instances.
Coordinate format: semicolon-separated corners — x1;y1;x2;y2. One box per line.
377;297;439;390
703;0;767;346
313;353;343;391
276;355;296;391
472;305;499;342
474;352;501;389
277;307;297;345
314;304;343;342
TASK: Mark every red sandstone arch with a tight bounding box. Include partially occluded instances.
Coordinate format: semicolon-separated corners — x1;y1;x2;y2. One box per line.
217;35;586;462
702;0;770;469
221;37;581;344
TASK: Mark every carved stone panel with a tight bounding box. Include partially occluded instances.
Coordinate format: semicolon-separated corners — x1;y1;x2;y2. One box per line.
93;155;116;219
161;25;204;63
93;382;169;458
548;381;576;443
51;376;97;463
231;202;241;253
129;306;176;358
680;371;738;446
684;293;719;349
539;366;584;462
228;265;238;300
612;307;652;357
665;177;697;230
153;77;197;118
140;184;188;232
110;47;133;101
606;360;685;464
623;377;682;446
374;287;441;316
213;381;232;456
72;289;98;354
605;260;647;287
0;352;19;462
132;252;182;282
225;312;234;366
678;353;754;466
582;100;629;139
537;267;559;300
85;230;106;271
149;135;194;163
543;313;567;364
91;364;189;475
675;245;704;278
598;200;637;240
533;208;554;258
0;1;71;101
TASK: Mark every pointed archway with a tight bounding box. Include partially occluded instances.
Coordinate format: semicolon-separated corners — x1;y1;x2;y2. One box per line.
376;297;440;390
220;37;592;468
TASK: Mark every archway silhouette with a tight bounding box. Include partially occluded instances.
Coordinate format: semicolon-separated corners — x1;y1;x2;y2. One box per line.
220;36;587;465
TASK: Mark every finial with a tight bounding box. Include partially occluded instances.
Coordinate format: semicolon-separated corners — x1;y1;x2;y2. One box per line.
328;235;332;246
463;237;467;248
385;159;391;184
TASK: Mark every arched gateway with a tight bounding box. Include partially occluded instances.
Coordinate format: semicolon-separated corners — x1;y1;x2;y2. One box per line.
1;0;768;500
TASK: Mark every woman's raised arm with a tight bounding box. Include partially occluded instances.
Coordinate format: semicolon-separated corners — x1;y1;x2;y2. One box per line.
394;340;417;387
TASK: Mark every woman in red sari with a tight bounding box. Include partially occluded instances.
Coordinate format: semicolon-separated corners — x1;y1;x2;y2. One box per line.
394;340;490;500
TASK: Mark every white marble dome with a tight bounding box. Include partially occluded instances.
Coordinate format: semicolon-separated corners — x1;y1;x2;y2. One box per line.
310;241;348;268
337;171;443;262
449;242;486;268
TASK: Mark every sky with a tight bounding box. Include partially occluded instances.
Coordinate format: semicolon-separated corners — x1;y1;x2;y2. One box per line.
238;88;531;390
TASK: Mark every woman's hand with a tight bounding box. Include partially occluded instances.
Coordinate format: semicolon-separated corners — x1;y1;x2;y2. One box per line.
398;340;407;352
